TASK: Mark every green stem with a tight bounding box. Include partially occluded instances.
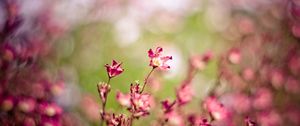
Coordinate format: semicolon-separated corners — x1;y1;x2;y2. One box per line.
140;68;155;93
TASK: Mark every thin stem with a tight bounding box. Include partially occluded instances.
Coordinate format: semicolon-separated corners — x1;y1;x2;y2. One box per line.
100;77;111;126
129;114;135;126
140;68;156;93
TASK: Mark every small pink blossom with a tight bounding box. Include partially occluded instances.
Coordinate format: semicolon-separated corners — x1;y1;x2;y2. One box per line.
0;96;14;111
105;60;124;78
50;81;65;96
190;51;213;71
228;48;241;64
97;82;111;103
39;103;63;117
17;98;36;113
253;88;272;110
285;77;300;94
130;83;140;94
270;70;284;89
242;68;255;81
164;110;184;126
105;113;128;126
257;110;282;126
116;91;131;107
204;96;230;121
188;115;211;126
148;47;172;69
244;117;257;126
130;93;152;117
176;83;194;105
161;99;176;113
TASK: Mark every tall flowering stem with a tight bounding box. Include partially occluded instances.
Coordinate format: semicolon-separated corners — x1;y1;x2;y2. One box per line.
140;67;156;94
98;60;123;126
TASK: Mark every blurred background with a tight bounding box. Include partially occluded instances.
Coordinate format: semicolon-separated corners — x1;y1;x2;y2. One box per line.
1;0;300;126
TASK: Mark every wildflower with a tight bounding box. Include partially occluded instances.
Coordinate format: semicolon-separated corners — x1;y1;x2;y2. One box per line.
253;88;272;110
116;91;131;107
17;98;36;113
242;68;255;81
148;47;172;69
190;51;213;70
130;93;152;117
164;110;184;126
97;82;111;103
257;110;282;126
245;117;257;126
176;83;194;106
39;102;63;117
204;96;230;121
188;115;211;126
161;99;176;113
50;81;65;96
105;113;128;126
130;83;140;94
105;60;124;78
1;96;14;111
228;48;241;64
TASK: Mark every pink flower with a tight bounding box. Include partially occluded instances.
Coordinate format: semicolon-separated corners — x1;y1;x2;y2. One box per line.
17;98;36;113
188;115;211;126
130;93;152;117
190;51;213;70
176;84;194;105
204;96;230;121
105;113;127;126
0;96;15;111
39;102;62;117
161;99;176;113
116;91;131;107
105;60;124;78
244;117;257;126
253;88;272;110
257;110;282;126
148;47;172;69
130;83;140;94
97;82;111;103
228;48;241;64
242;68;255;81
164;111;184;126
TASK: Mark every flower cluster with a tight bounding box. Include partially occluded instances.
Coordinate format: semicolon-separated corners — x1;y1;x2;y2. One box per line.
97;47;172;126
0;0;75;125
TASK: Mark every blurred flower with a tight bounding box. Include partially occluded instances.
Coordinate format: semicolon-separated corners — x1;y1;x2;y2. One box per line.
257;110;282;126
105;113;128;126
161;99;176;113
188;115;211;126
204;96;230;121
190;51;213;71
80;95;99;122
176;83;194;106
148;47;172;69
97;82;111;103
39;102;63;117
253;88;272;110
270;69;284;89
164;110;184;126
17;98;36;113
244;117;257;126
116;91;131;107
130;93;152;117
228;48;241;64
105;60;124;78
285;77;300;94
0;96;14;111
242;68;255;81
